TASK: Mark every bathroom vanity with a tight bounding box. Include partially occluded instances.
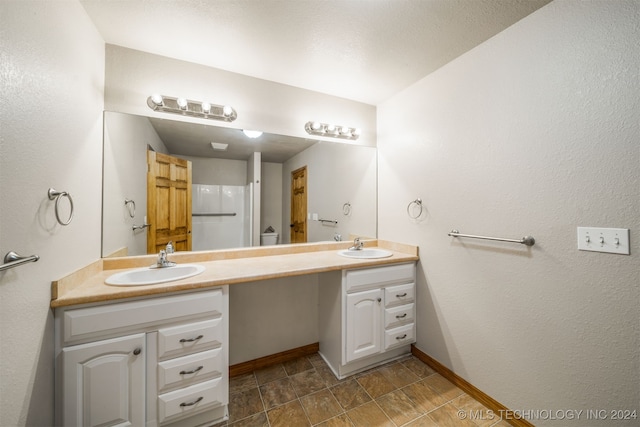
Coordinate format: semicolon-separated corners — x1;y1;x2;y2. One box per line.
54;288;228;427
319;262;416;378
51;240;418;427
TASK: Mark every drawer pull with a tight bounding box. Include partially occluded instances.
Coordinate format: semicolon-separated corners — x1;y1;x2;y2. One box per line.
396;313;407;319
396;334;408;340
179;365;204;375
179;396;204;407
396;293;408;297
179;334;204;343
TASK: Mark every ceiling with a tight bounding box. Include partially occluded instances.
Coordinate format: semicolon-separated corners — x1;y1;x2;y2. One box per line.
148;116;318;162
81;0;551;105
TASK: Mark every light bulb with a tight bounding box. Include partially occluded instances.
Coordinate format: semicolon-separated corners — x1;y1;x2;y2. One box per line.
311;121;322;131
176;98;188;110
243;130;263;138
223;105;233;116
150;94;163;106
353;128;362;137
340;126;351;135
326;124;336;133
201;102;211;113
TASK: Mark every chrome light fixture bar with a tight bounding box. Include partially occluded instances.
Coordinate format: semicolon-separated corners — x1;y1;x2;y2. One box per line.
304;121;361;140
147;94;237;122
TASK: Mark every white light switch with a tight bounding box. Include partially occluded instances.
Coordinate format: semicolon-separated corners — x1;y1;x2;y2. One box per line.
577;227;630;255
312;213;318;221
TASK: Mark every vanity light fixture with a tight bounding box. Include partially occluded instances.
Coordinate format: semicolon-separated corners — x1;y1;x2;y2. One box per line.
304;121;361;140
242;130;263;138
147;94;237;122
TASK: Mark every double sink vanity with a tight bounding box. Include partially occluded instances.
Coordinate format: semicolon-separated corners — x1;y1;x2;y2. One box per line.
51;240;418;427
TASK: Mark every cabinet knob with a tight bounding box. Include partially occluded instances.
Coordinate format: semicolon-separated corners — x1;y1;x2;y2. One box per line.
133;348;142;355
377;297;381;303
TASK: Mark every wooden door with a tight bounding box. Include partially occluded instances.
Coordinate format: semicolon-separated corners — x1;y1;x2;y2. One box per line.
147;151;192;254
290;166;307;243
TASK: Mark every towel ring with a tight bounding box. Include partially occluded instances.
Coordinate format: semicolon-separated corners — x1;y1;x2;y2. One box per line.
342;202;352;216
124;199;136;218
407;198;423;219
48;188;74;226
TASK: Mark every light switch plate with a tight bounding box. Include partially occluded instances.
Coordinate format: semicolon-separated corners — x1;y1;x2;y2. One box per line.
577;227;630;255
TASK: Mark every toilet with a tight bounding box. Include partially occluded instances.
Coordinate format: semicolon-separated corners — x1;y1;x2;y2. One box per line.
260;232;279;246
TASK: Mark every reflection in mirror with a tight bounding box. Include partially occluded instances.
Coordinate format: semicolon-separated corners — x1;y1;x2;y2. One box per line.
102;111;377;257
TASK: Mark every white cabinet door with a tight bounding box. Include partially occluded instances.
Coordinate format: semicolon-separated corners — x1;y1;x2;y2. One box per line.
62;333;145;427
345;289;382;363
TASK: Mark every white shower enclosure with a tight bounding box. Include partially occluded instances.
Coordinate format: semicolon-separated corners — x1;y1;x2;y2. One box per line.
191;183;253;251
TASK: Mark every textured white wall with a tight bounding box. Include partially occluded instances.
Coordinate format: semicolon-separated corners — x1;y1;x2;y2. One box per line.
103;112;168;257
0;2;104;426
229;275;319;365
377;1;639;425
104;45;377;147
282;143;378;243
261;162;284;239
185;156;248;186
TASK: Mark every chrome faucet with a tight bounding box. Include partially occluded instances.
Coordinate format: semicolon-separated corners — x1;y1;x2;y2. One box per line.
156;241;176;268
349;237;364;251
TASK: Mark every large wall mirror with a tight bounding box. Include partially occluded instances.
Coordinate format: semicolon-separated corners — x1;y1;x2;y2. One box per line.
102;111;377;257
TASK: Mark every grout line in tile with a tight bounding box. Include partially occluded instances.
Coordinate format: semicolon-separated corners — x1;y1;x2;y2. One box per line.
229;354;479;427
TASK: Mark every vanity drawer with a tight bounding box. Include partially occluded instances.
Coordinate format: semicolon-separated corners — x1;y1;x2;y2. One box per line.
158;318;223;360
158;348;224;394
384;303;415;329
345;263;415;293
384;323;415;351
62;289;223;345
158;378;225;424
384;283;415;307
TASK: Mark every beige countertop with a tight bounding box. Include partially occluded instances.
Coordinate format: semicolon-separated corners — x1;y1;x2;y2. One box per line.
51;240;418;308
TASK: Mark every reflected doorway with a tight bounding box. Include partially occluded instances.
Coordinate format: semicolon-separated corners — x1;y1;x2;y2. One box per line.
290;166;307;243
147;150;192;253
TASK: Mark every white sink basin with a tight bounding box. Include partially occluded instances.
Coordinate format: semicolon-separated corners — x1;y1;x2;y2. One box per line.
105;264;205;286
338;248;393;259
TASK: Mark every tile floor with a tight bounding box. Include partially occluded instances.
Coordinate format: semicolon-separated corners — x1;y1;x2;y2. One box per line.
219;353;512;427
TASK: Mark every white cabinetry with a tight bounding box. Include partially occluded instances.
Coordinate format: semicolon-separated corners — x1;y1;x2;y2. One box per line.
319;262;416;379
55;288;228;427
345;288;382;363
61;333;146;427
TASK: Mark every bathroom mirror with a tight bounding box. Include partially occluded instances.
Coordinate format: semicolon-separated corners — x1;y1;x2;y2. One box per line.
102;111;377;257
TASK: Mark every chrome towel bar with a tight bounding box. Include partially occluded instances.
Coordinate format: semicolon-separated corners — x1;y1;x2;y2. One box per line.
192;213;237;217
319;219;338;225
448;229;535;246
0;251;40;272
